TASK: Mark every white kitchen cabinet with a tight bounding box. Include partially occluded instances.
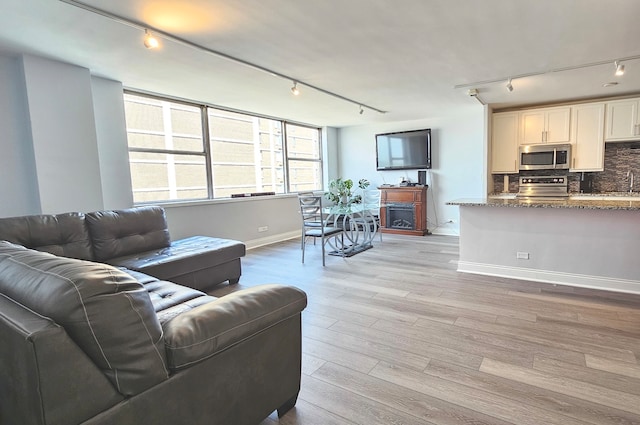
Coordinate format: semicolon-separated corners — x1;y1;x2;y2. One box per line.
570;103;605;172
521;106;571;144
605;98;640;142
491;112;519;174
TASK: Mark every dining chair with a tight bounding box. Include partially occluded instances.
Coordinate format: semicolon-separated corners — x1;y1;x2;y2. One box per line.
354;189;383;242
298;194;344;266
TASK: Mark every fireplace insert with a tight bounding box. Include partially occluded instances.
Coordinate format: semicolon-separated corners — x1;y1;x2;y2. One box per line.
386;203;415;230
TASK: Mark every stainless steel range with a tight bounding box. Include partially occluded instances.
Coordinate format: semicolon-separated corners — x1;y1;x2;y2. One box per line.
516;176;569;199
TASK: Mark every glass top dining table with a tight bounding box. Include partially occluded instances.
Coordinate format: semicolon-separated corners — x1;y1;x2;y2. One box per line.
322;203;379;257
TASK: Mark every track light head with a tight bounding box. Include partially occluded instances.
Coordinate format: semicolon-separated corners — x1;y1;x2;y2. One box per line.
291;81;300;96
144;29;159;49
615;61;625;76
506;78;514;92
359;105;364;115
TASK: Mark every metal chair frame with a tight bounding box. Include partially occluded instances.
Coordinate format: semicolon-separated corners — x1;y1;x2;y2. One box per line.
298;194;344;266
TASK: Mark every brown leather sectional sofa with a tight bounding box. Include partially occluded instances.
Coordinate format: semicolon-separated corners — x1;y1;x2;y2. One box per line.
0;207;307;425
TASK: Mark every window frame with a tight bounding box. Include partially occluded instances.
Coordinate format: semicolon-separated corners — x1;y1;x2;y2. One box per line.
123;90;323;204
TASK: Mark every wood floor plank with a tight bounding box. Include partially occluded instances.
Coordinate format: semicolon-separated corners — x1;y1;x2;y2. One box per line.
328;320;484;370
426;359;640;425
303;323;431;371
299;373;435;425
302;337;379;374
370;361;586;425
373;319;535;368
480;358;640;416
533;355;640;397
313;361;514;425
405;291;538;322
456;316;638;363
585;354;640;378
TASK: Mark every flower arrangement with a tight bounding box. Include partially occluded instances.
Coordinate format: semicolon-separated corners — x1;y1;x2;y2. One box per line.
325;178;370;205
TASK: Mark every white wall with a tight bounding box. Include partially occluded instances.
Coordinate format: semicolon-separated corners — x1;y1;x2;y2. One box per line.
91;76;134;210
22;54;104;214
0;54;40;216
336;105;487;235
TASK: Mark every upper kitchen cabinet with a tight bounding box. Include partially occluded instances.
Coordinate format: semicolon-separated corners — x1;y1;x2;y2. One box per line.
570;103;605;172
605;98;640;142
491;112;519;174
520;106;571;145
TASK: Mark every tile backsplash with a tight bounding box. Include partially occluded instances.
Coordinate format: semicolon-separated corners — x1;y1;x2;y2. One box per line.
493;141;640;194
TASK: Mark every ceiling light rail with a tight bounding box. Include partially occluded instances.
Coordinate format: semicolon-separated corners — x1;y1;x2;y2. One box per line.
58;0;387;115
453;55;640;90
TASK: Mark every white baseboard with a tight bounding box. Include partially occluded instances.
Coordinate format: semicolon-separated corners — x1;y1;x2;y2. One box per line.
245;230;300;250
430;228;459;236
457;261;640;294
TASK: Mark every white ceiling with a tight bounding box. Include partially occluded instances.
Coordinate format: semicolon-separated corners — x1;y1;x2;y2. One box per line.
1;0;640;127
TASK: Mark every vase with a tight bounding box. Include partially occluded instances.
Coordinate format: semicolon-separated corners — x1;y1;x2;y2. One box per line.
340;195;349;205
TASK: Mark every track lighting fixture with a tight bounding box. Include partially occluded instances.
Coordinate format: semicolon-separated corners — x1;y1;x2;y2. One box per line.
359;105;364;115
454;54;640;92
144;29;159;49
290;81;300;96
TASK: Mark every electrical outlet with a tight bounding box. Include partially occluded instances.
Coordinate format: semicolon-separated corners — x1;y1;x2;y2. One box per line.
258;226;268;233
516;251;530;260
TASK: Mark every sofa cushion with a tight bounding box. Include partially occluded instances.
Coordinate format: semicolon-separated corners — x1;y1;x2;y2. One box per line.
86;206;171;262
108;235;246;283
0;241;169;396
121;268;217;323
162;284;307;370
0;212;94;260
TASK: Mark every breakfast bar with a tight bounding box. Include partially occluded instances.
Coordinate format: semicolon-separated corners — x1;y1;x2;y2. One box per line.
447;195;640;294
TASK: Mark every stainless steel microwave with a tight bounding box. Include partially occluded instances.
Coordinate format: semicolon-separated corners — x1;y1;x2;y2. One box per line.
519;143;571;170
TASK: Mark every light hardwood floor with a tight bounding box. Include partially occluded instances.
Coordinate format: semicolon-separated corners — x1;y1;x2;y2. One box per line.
210;234;640;425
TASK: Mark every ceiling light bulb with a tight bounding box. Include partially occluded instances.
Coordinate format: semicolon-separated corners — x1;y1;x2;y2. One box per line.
291;82;300;96
144;30;159;49
615;61;625;76
506;78;514;92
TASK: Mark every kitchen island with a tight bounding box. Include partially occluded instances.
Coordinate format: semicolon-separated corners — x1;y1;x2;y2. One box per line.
447;195;640;294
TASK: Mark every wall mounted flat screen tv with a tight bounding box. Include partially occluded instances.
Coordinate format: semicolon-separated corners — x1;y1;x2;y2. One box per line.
376;128;431;170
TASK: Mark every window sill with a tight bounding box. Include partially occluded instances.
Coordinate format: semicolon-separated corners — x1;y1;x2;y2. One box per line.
135;193;300;209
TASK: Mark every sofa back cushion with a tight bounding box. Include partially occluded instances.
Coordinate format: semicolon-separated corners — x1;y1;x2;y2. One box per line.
0;241;169;396
0;212;94;260
86;206;171;261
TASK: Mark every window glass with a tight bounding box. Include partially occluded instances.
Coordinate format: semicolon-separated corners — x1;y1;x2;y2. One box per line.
128;152;208;203
208;107;285;197
285;123;322;192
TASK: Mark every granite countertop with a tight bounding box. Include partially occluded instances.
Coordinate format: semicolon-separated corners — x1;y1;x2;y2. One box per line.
447;194;640;210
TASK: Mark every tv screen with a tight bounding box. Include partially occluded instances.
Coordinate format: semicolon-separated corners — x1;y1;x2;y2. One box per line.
376;129;431;170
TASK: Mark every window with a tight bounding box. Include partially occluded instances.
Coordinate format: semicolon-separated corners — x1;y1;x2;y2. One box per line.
123;92;322;203
285;123;322;193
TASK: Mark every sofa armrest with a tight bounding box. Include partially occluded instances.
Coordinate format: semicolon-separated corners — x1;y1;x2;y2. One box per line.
0;294;124;425
163;284;307;370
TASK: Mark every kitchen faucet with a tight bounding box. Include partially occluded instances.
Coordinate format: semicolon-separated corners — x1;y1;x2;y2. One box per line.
627;170;634;193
